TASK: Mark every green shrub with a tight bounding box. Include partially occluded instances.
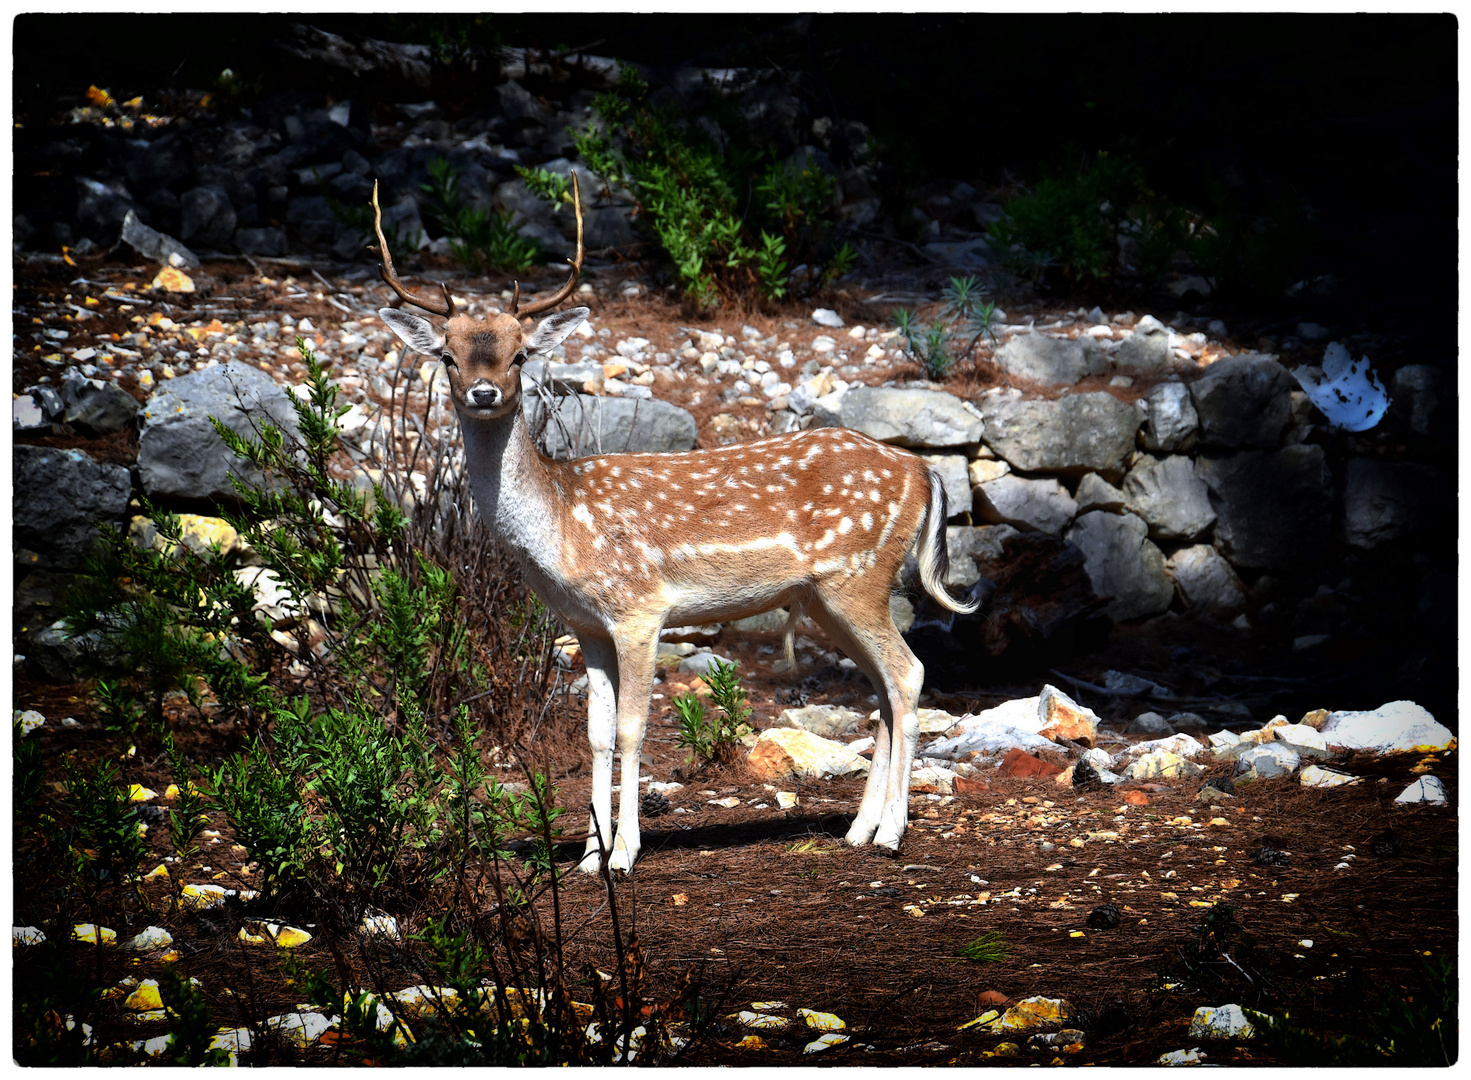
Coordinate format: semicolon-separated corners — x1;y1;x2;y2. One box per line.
568;64;852;306
61;756;148;903
891;274;998;380
421;157;542;273
956;930;1009;964
673;659;753;765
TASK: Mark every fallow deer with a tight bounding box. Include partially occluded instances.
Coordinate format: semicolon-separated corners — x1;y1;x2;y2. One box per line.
370;176;979;873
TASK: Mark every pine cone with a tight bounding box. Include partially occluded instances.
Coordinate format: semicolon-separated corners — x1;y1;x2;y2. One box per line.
640;790;671;817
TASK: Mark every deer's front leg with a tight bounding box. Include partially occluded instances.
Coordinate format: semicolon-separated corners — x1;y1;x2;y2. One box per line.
609;626;661;873
578;635;619;874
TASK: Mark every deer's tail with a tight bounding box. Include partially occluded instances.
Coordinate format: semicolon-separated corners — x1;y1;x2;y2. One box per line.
915;467;982;615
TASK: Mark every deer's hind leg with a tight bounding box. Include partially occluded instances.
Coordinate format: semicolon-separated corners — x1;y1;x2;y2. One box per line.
806;586;925;850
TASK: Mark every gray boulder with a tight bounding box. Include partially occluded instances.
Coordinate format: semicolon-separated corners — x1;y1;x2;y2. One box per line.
584;205;637;250
1388;364;1452;444
1341;458;1441;548
980;389;1141;478
13;446;131;569
1128;712;1175;736
1166;544;1246;611
521;359;605;395
943;524;1017;588
1236;743;1301;780
993;333;1105;385
918;452;973;515
810;385;983;447
1189;353;1293;448
1121;454;1216;540
1074;472;1127;513
118;209;199;268
1115;315;1172;370
1141;380;1199;452
235;227;288;257
1195;446;1333;570
1065;511;1174;621
137;362;301;500
60;375;140;434
975;474;1077;534
528;393;698;459
178;184;237;249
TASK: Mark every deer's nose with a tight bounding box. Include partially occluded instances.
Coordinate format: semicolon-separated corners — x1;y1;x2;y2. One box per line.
468;381;503;408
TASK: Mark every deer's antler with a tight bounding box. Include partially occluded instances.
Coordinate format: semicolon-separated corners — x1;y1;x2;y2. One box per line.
370;180;455;317
510;171;585;318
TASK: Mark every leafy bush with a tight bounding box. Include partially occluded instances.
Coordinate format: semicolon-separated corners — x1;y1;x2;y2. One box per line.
956;930;1009;964
987;151;1199;295
673;659;754;765
420;157;543;273
569;64;853;306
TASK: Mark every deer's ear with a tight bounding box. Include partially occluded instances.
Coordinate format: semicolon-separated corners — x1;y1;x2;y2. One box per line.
378;308;444;356
524;306;590;355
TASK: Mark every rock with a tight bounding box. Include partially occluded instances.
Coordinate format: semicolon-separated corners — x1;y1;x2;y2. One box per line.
1234;743;1300;779
918;452;973;515
235;226;288;256
810;386;983;447
1388;364;1452;444
1086;904;1121;929
123;927;173;952
1194;446;1333;571
942;523;1016;587
179;883;228;910
13;446;131;570
1320;701;1453;753
1037;684;1099;746
953;695;1046;734
1341;459;1441;548
772;703;866;739
527;394;699;458
1065;511;1173;621
803;1033;850;1053
811;308;844;328
676;651;737;676
71;923;117;946
998;748;1064;779
138;362;302;501
584;206;638;250
118;209;199;268
993;333;1105;385
924;720;1058;760
729;609;788;633
1187;1004;1258;1040
265;1011;334;1048
240;922;313;948
992;996;1074;1033
980;390;1141;478
1189;353;1293;448
522;359;605;395
1272;723;1330;756
911;763;958;794
967;458;1011;486
1299;765;1362;788
178;185;237;249
1074;472;1127;513
1158;1047;1207;1065
975;474;1078;534
1141;381;1199;452
14;392;51;431
1115;315;1172;370
1129;712;1175;736
131;513;243;559
746;728;869;780
1115;733;1206;763
1394;776;1447;804
1122;750;1204;781
13;927;46;945
1121;455;1215;540
59;374;140;434
1166;545;1246;612
1167;712;1207;731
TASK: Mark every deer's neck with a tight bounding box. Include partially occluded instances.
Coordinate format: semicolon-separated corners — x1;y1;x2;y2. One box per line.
458;404;563;566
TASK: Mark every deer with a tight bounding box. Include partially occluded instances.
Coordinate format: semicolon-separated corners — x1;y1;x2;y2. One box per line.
369;174;980;874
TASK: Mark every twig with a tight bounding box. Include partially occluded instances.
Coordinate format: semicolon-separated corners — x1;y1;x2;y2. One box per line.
852;229;942;264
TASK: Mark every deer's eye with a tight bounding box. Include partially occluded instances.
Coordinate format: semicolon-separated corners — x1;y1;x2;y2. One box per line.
440;352;457;368
513;350;528;366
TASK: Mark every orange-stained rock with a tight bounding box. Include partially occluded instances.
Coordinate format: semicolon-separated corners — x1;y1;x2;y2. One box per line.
1123;790;1150;806
1038;685;1099;747
999;748;1063;779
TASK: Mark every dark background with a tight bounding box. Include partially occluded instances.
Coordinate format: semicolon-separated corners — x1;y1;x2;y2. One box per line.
14;12;1457;343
